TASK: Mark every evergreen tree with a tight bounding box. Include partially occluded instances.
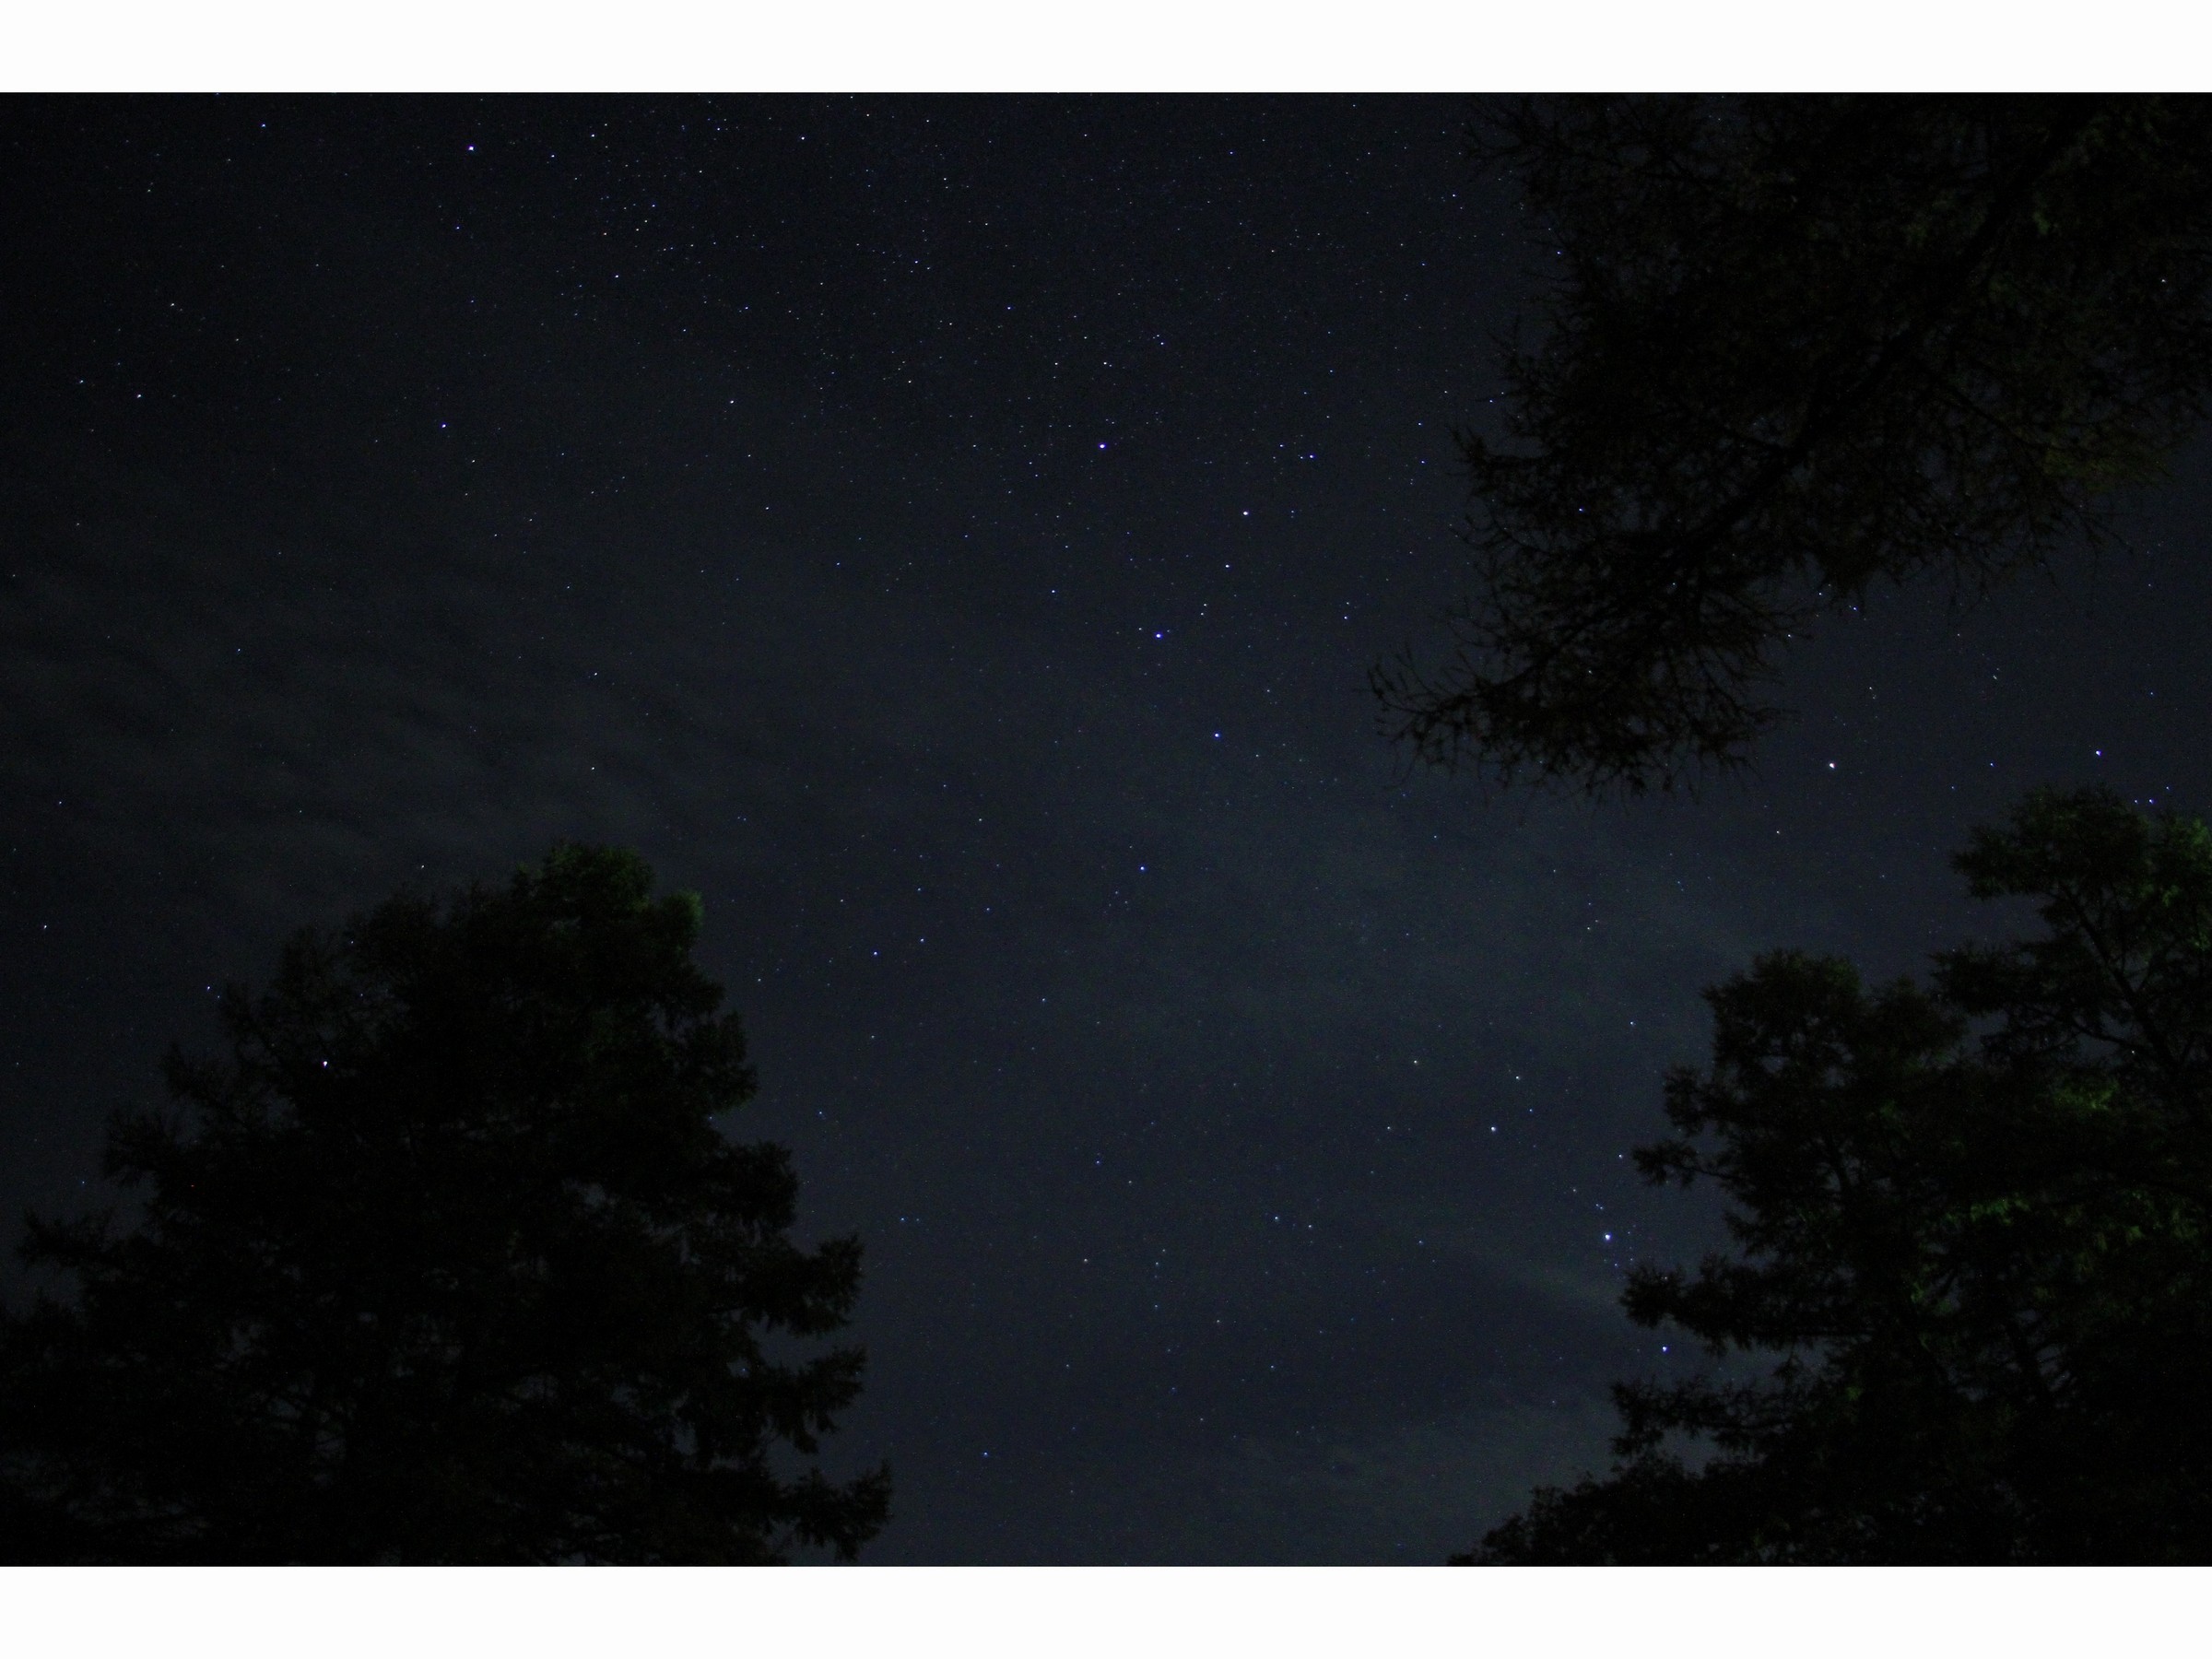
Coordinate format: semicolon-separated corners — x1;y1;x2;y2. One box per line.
0;844;888;1563
1379;95;2212;794
1464;788;2212;1561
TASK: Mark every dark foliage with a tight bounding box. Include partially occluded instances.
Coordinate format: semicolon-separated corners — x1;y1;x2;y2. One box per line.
1378;95;2212;794
1462;788;2212;1562
0;845;889;1563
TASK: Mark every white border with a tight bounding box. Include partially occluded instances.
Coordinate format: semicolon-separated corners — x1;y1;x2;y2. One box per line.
4;1;2207;93
5;1564;2206;1659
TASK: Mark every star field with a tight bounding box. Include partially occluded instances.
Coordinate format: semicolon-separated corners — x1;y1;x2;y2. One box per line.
3;96;2211;1561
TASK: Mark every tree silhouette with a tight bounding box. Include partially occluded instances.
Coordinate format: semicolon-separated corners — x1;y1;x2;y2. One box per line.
1463;788;2212;1562
1378;95;2212;794
0;845;889;1563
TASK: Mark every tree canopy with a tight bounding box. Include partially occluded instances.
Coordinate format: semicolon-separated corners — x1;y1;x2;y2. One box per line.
1378;95;2212;794
0;844;889;1563
1462;788;2212;1562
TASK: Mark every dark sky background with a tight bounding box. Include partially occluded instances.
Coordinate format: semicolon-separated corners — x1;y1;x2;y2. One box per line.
4;95;2209;1564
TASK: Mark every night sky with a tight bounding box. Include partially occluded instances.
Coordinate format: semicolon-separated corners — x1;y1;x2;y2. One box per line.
5;95;2210;1564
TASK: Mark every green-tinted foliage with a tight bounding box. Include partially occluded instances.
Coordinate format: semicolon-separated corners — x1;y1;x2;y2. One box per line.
1378;95;2212;793
0;845;889;1563
1463;789;2212;1561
